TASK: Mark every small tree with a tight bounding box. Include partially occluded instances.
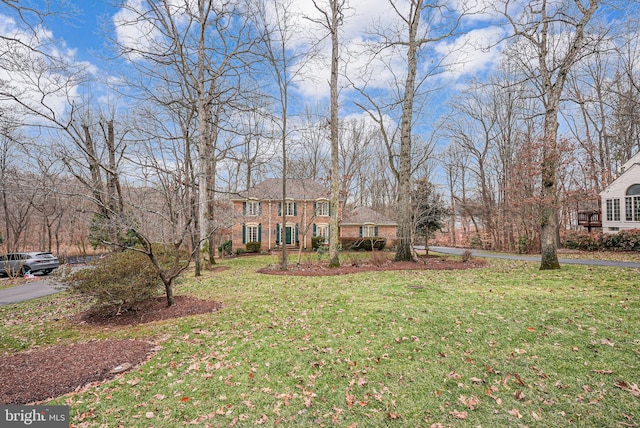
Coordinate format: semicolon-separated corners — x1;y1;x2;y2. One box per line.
412;178;449;253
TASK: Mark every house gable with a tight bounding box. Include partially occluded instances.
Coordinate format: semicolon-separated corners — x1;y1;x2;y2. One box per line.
600;153;640;232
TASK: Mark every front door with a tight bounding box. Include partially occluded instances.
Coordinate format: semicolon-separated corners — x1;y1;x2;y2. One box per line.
285;226;294;245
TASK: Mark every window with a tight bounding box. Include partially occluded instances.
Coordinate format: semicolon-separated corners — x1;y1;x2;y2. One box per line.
243;223;261;243
284;201;296;216
626;196;640;221
245;201;261;216
361;225;376;238
606;198;620;222
315;201;329;216
315;224;329;243
278;201;297;216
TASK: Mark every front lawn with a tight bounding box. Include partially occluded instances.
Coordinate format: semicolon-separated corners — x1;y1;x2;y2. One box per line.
1;254;638;426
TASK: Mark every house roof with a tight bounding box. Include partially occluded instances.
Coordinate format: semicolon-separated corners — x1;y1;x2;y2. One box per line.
233;178;331;200
341;206;397;226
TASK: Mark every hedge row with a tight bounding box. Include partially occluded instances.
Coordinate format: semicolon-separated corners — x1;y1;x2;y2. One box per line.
564;229;640;252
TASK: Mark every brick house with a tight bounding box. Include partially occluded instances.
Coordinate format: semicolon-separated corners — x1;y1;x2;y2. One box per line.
230;178;397;251
230;178;339;250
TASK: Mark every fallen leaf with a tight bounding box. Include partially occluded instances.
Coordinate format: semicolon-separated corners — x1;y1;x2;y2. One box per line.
181;396;191;402
514;390;525;401
450;410;468;419
446;371;462;379
615;380;640;396
459;395;480;410
386;411;401;419
508;408;522;419
145;412;154;419
592;370;613;375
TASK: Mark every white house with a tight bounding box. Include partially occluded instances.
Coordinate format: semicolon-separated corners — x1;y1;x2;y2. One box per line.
600;151;640;233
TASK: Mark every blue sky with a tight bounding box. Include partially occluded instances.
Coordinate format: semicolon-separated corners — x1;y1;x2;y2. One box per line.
43;1;115;64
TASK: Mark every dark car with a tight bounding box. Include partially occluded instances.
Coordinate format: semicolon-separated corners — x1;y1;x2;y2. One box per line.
0;252;60;276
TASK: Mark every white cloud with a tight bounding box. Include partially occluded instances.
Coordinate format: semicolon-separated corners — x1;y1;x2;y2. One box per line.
433;25;507;80
0;13;98;124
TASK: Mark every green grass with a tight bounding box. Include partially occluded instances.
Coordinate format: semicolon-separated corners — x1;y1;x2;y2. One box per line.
1;255;639;427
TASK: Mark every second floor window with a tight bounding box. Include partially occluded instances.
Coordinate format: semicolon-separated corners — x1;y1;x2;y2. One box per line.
245;201;261;216
315;201;329;216
279;201;297;216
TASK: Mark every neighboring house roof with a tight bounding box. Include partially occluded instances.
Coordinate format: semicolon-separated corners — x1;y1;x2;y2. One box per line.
233;178;332;200
341;206;397;226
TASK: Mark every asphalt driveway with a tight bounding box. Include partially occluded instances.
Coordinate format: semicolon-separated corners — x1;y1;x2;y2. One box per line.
0;277;62;306
428;246;640;269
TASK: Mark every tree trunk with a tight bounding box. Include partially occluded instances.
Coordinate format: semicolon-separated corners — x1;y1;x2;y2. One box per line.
394;0;423;262
328;0;341;268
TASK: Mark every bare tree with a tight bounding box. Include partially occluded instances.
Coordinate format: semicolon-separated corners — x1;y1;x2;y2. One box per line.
308;0;347;267
501;0;602;269
251;0;318;270
351;0;473;262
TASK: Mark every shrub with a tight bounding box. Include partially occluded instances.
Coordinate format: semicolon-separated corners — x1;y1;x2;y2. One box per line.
64;251;162;316
218;240;232;256
311;236;325;250
470;234;483;249
245;241;261;253
517;235;533;254
235;248;245;255
370;251;389;267
564;232;600;251
340;237;387;251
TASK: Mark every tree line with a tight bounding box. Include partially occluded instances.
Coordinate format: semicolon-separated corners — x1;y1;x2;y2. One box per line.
1;0;639;278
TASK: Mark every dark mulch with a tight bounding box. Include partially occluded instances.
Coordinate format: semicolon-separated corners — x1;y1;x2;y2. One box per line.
0;339;157;405
257;257;486;276
76;295;223;326
1;295;223;405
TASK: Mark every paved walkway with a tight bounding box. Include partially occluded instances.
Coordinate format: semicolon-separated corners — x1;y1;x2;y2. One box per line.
428;246;640;269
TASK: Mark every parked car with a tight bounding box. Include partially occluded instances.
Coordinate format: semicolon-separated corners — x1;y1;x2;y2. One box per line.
0;252;60;276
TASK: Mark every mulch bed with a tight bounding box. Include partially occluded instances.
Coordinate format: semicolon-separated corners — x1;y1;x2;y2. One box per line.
257;257;486;276
76;295;223;326
1;295;223;405
0;339;157;405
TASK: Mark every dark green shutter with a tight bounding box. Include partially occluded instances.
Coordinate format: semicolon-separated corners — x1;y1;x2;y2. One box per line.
243;201;246;215
258;223;262;242
313;224;317;236
359;226;363;237
314;202;317;215
242;224;246;244
375;226;379;237
278;202;282;216
258;202;262;215
295;223;299;243
276;224;280;244
293;202;298;216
